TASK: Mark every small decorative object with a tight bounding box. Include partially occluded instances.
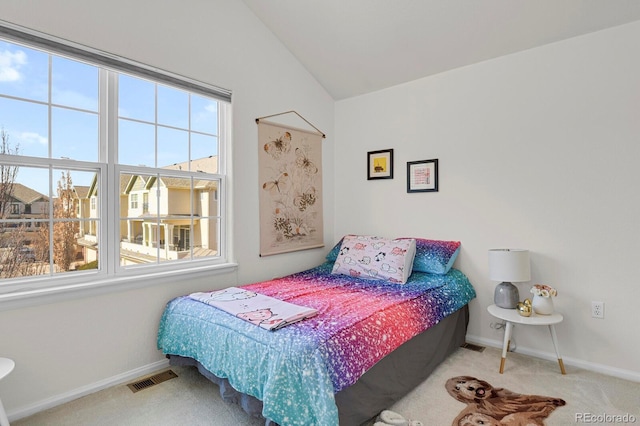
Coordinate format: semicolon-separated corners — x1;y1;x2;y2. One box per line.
367;149;394;180
517;299;532;317
407;159;438;192
488;249;531;309
530;284;557;315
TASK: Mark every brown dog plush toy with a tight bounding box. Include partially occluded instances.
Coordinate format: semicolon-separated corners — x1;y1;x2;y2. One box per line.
445;376;565;425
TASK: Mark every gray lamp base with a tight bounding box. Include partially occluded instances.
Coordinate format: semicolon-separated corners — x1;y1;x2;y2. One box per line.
494;282;519;309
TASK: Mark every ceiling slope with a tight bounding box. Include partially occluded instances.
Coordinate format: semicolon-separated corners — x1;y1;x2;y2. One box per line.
242;0;640;100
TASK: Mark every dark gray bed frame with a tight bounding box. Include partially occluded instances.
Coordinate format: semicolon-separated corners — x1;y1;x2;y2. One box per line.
168;304;469;426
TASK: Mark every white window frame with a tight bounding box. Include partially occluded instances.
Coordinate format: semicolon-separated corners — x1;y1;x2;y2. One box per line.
0;21;235;306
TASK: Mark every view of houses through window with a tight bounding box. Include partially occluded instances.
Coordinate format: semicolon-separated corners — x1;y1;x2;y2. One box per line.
0;32;227;285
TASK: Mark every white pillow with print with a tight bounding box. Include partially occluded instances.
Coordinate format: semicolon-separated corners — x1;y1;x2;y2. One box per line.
331;235;416;284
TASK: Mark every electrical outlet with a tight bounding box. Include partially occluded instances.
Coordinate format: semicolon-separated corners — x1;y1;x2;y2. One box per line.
490;321;506;330
591;301;604;319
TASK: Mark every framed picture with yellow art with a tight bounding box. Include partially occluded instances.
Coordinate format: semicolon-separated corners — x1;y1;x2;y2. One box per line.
367;149;394;180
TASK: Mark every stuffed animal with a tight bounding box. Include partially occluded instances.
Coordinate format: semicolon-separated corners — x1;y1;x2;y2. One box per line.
446;376;565;426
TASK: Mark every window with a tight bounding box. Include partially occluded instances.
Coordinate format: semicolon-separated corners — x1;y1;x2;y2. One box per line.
0;23;231;296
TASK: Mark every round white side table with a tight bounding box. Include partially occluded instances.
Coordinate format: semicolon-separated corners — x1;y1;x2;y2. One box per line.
487;304;566;375
0;358;15;426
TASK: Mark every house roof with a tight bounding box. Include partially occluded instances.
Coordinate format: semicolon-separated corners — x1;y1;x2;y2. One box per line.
123;157;219;194
73;185;90;199
163;156;218;174
8;183;49;204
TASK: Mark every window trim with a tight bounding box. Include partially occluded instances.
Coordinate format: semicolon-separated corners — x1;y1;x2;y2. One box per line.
0;20;231;103
0;261;238;311
0;20;234;305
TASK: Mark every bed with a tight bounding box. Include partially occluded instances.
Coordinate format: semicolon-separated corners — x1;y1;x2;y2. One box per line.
157;236;476;425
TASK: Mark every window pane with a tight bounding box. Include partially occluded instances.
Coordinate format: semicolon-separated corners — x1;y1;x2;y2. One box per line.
156;222;189;263
77;219;98;270
0;98;49;158
118;119;155;167
51;169;98;274
52;169;96;197
2;165;50;216
118;74;155;122
0;223;48;279
120;172;157;265
120;218;159;265
159;175;192;215
0;40;48;102
157;85;188;129
121;173;153;215
195;178;219;217
52;220;80;273
191;95;217;135
157;126;188;167
193;217;219;258
191;133;218;172
65;169;98;221
52;107;98;161
51;56;98;111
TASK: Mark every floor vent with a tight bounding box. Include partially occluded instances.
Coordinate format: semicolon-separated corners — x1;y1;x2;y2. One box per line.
127;370;178;393
461;342;486;352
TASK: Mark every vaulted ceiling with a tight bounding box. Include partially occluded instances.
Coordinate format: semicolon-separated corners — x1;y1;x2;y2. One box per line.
242;0;640;100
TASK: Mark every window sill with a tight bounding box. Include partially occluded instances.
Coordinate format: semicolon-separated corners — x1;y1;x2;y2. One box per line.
0;262;238;312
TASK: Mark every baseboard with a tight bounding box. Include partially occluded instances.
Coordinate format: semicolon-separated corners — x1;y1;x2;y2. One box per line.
465;333;640;383
9;358;170;422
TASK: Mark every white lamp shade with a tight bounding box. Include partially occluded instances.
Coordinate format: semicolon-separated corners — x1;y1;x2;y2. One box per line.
488;249;531;282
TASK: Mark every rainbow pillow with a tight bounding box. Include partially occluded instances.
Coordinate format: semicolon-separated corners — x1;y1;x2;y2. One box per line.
398;238;460;274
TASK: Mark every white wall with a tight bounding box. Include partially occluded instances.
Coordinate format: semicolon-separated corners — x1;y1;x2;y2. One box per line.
335;21;640;379
1;2;638;420
0;0;334;419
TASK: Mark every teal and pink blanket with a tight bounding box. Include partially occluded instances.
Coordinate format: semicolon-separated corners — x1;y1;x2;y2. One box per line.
157;261;476;425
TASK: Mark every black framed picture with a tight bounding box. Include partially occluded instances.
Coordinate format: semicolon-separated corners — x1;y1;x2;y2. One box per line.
407;159;438;192
367;149;394;180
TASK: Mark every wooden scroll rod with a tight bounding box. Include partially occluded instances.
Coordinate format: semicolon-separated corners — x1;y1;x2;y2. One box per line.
255;110;326;139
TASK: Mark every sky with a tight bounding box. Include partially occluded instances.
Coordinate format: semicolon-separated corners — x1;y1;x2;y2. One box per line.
0;38;219;197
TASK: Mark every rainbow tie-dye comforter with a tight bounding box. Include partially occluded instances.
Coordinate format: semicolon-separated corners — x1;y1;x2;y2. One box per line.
157;261;476;425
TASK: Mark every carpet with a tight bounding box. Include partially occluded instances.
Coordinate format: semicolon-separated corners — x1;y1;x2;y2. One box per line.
376;345;639;426
12;345;639;426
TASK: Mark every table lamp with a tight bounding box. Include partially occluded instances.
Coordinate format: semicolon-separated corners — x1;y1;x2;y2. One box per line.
489;249;531;309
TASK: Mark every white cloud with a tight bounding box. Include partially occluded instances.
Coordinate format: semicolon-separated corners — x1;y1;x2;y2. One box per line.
18;131;48;146
0;49;27;82
191;102;217;129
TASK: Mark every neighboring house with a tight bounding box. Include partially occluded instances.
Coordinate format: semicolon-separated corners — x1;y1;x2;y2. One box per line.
81;157;219;265
73;184;98;264
3;183;49;219
0;183;49;246
72;185;91;238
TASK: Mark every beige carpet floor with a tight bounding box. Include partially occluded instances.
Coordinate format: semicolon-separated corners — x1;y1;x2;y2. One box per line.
13;346;640;426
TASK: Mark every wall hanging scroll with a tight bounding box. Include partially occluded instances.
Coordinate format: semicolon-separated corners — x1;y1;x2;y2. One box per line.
256;111;325;256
